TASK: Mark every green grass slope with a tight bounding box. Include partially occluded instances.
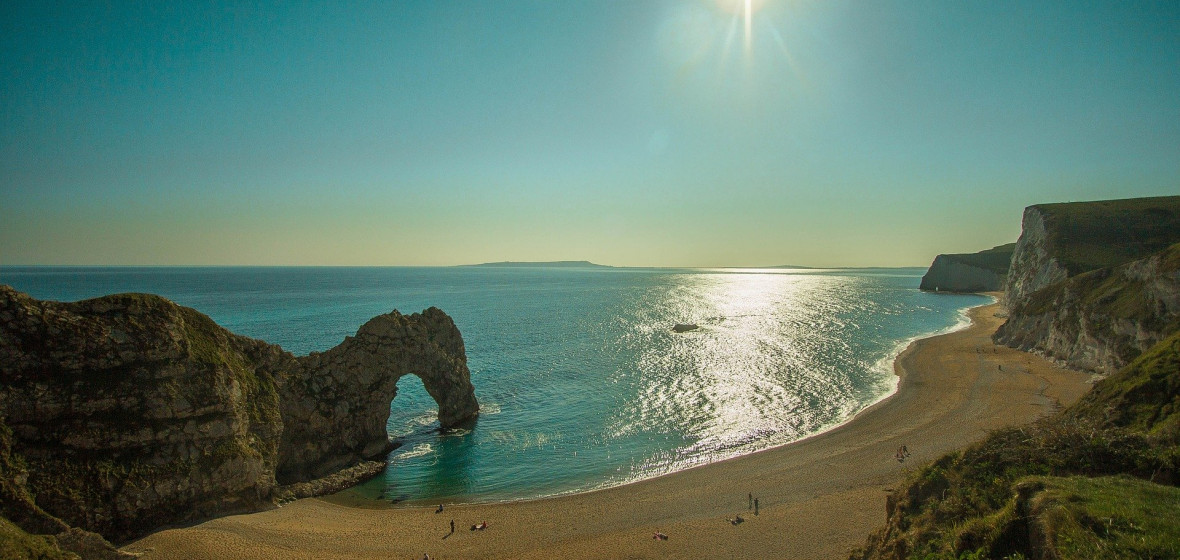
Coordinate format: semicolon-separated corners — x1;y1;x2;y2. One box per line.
1066;326;1180;440
0;516;76;560
851;330;1180;560
943;243;1017;275
1028;475;1180;560
1036;195;1180;276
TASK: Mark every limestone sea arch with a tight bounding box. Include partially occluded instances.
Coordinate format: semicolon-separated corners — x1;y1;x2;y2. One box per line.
0;285;479;541
280;306;481;482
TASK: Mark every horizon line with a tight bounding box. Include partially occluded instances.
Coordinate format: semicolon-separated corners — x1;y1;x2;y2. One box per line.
0;262;932;270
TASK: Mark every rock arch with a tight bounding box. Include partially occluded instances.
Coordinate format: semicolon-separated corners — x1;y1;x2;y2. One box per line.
277;307;480;483
0;286;478;541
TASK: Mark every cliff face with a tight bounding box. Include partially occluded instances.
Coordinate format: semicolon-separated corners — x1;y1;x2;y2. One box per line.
855;196;1180;559
1004;207;1070;306
995;243;1180;373
0;286;478;542
919;243;1014;293
997;196;1180;373
1005;196;1180;309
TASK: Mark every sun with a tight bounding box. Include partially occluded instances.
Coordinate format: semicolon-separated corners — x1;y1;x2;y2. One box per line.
714;0;768;15
714;0;769;54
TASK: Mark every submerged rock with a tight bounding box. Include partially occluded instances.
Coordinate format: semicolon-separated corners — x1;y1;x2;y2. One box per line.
0;285;478;542
672;323;699;333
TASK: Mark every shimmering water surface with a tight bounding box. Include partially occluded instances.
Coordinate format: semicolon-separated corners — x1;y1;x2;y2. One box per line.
1;266;987;504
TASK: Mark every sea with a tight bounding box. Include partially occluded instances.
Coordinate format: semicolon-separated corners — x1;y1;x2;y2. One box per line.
0;265;988;505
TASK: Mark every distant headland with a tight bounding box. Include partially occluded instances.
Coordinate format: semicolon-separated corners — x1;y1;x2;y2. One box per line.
462;260;613;268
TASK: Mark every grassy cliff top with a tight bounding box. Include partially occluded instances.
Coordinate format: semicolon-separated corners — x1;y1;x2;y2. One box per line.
939;243;1016;274
1035;195;1180;275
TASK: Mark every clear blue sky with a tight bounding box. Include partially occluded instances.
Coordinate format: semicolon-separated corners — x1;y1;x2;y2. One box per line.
2;1;1177;266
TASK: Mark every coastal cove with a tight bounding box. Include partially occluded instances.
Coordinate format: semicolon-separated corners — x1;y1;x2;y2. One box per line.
4;1;1177;555
2;266;986;507
122;300;1093;559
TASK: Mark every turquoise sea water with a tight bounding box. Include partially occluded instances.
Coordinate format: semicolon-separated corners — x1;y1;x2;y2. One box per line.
0;266;988;504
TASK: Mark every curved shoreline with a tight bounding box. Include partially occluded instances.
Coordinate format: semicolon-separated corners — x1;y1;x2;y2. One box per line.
334;295;993;510
126;301;1093;560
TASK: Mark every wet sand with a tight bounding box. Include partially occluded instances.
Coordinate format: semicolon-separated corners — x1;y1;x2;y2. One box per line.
125;300;1093;560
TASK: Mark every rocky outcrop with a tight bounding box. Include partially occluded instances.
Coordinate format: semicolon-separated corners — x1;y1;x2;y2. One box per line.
1004;206;1070;306
995;243;1180;373
996;195;1180;373
278;307;479;482
1004;196;1180;309
0;286;478;543
919;243;1014;293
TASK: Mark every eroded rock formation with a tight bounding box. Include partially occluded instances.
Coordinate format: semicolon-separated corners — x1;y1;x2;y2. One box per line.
995;243;1180;373
278;307;480;482
1004;196;1180;309
919;243;1014;293
0;286;478;543
995;196;1180;373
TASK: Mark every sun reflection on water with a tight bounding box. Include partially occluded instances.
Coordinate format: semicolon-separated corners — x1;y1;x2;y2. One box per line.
338;267;983;504
612;270;870;481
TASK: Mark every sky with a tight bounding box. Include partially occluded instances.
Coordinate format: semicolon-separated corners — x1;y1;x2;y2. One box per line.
2;1;1177;267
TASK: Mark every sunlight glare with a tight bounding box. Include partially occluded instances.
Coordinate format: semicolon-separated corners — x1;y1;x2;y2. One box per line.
744;0;752;54
714;0;767;56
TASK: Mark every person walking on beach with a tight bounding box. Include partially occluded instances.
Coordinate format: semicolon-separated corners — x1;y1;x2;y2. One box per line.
450;519;455;534
754;498;759;516
748;493;753;510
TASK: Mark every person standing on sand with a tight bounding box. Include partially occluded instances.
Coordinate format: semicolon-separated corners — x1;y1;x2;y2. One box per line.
748;493;753;510
754;498;759;516
450;519;455;534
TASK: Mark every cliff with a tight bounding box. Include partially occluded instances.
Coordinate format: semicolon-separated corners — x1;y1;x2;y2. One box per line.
278;307;479;482
996;196;1180;373
0;286;478;545
1004;195;1180;308
995;242;1180;373
852;195;1180;559
919;243;1014;293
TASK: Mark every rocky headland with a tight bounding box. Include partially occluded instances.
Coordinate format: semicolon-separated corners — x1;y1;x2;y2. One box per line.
0;286;478;552
919;243;1015;293
995;195;1180;373
856;195;1180;559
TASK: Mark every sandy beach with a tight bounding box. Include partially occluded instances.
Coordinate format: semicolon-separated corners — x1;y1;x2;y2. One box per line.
124;300;1093;560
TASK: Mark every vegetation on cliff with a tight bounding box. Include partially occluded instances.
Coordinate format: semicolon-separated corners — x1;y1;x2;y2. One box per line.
1031;195;1180;276
857;196;1180;558
997;241;1180;373
852;332;1180;559
0;516;75;560
941;244;1017;276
